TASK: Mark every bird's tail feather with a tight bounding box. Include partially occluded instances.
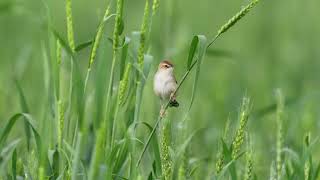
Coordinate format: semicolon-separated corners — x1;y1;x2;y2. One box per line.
169;99;179;107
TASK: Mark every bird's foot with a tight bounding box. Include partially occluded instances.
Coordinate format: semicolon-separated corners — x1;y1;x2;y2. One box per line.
170;92;175;100
160;108;166;118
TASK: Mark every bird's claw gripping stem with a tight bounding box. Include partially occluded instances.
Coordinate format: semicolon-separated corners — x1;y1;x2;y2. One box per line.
160;105;165;118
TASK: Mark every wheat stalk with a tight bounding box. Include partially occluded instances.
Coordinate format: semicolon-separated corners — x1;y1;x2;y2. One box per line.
275;89;284;180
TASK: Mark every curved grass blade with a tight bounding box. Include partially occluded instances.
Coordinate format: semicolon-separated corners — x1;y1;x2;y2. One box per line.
176;129;203;158
138;122;161;174
216;151;246;179
75;40;93;52
186;35;207;113
15;80;31;151
51;29;74;57
0;139;20;176
0;113;41;155
186;36;199;69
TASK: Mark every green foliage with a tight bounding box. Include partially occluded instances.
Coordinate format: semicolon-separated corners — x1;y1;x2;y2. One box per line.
1;0;320;179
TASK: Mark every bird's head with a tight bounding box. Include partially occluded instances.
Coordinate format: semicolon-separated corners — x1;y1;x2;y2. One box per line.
158;60;174;74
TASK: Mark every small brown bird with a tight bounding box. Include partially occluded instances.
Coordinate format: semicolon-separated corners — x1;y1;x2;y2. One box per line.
153;60;179;117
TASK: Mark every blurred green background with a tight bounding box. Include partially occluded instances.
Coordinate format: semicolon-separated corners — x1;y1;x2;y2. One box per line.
1;0;320;177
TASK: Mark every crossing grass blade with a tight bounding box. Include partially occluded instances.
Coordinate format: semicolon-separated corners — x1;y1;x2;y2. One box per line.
75;40;93;52
0;139;20;176
15;80;32;151
0;113;41;155
51;29;74;57
52;147;60;180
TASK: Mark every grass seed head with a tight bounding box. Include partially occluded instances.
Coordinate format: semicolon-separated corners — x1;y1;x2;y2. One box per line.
152;0;160;15
89;6;111;69
232;97;251;159
161;119;172;180
216;0;260;37
118;63;132;105
113;0;124;51
65;0;75;51
138;0;150;69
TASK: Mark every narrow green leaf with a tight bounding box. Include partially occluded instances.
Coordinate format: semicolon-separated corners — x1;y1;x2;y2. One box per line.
176;129;203;158
11;148;17;180
0;113;41;156
217;151;246;179
75;40;93;52
186;35;207;113
52;147;60;179
0;139;20;175
15;80;31;151
314;161;320;179
138;122;161;174
51;29;74;56
186;36;199;69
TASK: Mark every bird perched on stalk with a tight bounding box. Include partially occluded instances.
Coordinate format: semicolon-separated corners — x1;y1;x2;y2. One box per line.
154;60;179;117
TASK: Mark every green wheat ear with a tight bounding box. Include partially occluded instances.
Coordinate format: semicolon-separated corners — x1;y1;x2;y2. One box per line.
88;5;111;69
137;0;150;68
208;0;260;47
113;0;124;52
65;0;75;51
217;0;259;35
57;100;65;148
232;97;251;159
152;0;160;15
160;118;172;180
118;63;132;105
244;151;253;180
244;135;253;180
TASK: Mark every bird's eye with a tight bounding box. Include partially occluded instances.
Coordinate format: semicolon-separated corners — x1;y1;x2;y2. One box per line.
165;65;170;68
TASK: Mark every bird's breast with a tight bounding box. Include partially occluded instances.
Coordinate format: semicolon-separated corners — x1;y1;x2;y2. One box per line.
154;71;176;99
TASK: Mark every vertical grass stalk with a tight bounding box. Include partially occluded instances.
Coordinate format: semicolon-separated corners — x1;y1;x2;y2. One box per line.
133;0;151;126
111;63;131;147
56;39;64;149
105;0;124;141
89;0;124;179
275;89;284;180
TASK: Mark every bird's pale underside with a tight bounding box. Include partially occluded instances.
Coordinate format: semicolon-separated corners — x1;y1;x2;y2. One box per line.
153;60;179;117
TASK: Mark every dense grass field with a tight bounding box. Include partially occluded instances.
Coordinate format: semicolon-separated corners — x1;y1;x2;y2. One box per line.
1;0;320;179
